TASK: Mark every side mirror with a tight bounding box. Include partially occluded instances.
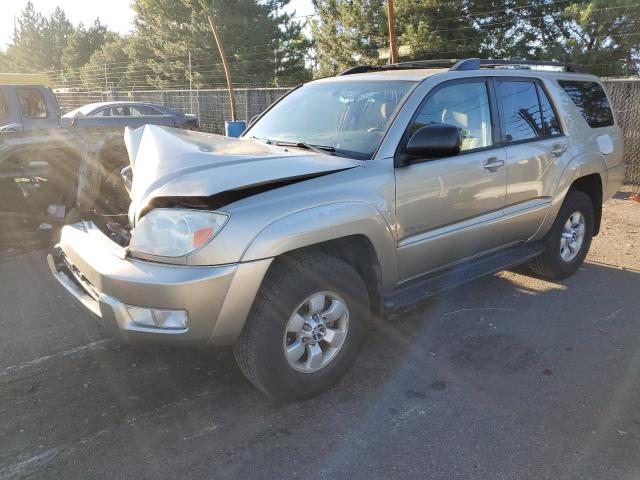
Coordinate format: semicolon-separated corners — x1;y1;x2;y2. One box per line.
404;124;462;161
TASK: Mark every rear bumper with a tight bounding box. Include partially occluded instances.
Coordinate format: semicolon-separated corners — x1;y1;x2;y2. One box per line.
49;222;272;346
604;163;625;200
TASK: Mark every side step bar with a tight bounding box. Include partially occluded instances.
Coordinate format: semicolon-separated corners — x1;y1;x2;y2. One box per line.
384;243;545;310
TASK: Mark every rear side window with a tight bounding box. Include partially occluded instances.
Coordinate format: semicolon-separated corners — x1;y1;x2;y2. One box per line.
558;80;614;128
496;80;543;142
496;80;562;142
130;105;162;116
537;84;562;136
100;106;131;116
16;88;48;119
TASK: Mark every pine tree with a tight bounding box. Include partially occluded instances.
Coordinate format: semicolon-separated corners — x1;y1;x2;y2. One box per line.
558;0;640;75
311;0;640;76
61;19;114;70
311;0;482;76
2;2;49;72
42;7;74;71
129;0;310;88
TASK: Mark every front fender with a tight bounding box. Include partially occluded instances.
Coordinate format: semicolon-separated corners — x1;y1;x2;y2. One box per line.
241;201;398;290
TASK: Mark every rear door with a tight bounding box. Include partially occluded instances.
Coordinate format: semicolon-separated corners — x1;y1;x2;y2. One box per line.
494;78;569;243
395;78;508;280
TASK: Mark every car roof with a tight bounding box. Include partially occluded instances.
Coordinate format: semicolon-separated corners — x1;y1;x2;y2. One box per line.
62;101;176;118
84;101;166;109
314;67;600;85
315;68;448;83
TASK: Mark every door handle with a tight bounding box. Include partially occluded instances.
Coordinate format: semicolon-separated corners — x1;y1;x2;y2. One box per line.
483;157;505;171
550;144;567;158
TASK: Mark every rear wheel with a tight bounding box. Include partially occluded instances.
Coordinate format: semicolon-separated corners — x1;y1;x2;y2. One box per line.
233;252;369;401
528;190;594;279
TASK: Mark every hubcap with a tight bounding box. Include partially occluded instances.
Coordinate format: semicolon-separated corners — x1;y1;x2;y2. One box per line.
560;211;586;262
283;291;349;373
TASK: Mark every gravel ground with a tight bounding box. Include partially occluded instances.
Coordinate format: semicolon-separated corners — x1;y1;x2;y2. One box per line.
0;194;639;480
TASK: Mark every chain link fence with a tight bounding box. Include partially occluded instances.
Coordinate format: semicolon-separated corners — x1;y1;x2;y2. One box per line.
55;87;290;135
603;79;640;185
56;80;640;184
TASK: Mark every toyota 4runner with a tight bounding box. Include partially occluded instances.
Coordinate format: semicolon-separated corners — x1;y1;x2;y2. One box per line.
49;59;625;401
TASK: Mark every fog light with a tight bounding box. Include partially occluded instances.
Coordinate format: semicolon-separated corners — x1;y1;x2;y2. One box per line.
126;306;188;330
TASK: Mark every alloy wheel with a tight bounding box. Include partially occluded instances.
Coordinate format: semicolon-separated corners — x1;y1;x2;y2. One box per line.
283;291;350;373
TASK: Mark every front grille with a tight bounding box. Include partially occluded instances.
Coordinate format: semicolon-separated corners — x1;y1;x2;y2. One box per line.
58;250;100;301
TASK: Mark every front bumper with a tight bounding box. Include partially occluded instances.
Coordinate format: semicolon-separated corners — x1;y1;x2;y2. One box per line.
48;222;272;346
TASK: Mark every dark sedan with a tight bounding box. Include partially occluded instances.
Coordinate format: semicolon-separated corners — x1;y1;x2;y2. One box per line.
63;101;199;129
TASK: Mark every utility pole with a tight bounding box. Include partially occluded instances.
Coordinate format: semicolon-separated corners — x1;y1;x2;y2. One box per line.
207;15;237;122
387;0;398;64
104;64;109;96
188;51;193;114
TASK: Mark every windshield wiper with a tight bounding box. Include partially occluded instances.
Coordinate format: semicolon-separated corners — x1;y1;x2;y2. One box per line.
266;139;336;155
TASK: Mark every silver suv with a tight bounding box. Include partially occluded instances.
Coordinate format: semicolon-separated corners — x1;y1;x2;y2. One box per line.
50;59;624;401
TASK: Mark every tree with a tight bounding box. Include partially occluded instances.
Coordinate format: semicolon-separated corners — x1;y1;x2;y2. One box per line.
61;19;115;70
2;2;49;72
311;0;640;76
556;0;640;75
0;51;9;72
0;2;116;77
129;0;310;88
311;0;481;76
78;36;138;90
42;7;75;71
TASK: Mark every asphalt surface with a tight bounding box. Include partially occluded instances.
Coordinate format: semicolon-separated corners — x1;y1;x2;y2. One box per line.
1;194;639;480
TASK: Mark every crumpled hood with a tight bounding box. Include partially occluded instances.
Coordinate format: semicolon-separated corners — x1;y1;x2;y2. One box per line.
124;125;362;221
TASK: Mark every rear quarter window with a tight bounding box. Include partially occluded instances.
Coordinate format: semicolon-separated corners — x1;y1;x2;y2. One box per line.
558;80;614;128
0;92;8;123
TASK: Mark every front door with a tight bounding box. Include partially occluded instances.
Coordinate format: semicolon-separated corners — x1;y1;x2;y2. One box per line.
395;79;508;281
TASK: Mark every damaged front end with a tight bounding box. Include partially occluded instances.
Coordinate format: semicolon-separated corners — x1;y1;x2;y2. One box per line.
109;125;362;252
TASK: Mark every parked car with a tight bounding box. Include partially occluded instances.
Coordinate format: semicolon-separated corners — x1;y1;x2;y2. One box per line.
0;85;192;216
50;58;624;401
63;101;198;130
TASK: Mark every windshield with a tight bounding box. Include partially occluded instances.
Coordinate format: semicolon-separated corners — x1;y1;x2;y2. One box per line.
245;80;415;159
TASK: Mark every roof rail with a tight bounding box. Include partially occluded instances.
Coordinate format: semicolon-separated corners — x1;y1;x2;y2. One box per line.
451;58;583;73
338;65;383;76
338;58;584;76
339;59;460;75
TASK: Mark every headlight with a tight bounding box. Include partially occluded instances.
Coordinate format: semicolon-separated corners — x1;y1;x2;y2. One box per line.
129;209;229;257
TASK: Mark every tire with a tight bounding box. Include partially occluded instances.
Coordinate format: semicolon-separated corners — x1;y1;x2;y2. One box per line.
233;252;369;401
528;190;594;280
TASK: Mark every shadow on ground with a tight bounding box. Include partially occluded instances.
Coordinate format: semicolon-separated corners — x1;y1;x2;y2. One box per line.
2;255;639;479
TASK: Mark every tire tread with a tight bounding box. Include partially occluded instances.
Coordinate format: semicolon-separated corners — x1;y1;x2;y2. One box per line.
233;252;367;399
528;189;594;279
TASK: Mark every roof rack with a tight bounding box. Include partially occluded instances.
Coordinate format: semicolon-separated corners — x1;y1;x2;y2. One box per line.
339;57;583;76
339;59;459;75
451;58;582;73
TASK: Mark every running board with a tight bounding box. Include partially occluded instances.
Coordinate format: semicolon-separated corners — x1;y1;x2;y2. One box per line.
384;243;545;310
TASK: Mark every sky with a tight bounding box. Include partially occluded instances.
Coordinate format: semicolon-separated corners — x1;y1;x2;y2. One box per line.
0;0;316;48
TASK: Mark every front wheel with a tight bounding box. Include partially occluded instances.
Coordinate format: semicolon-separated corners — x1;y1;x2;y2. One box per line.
528;190;594;279
233;252;369;401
